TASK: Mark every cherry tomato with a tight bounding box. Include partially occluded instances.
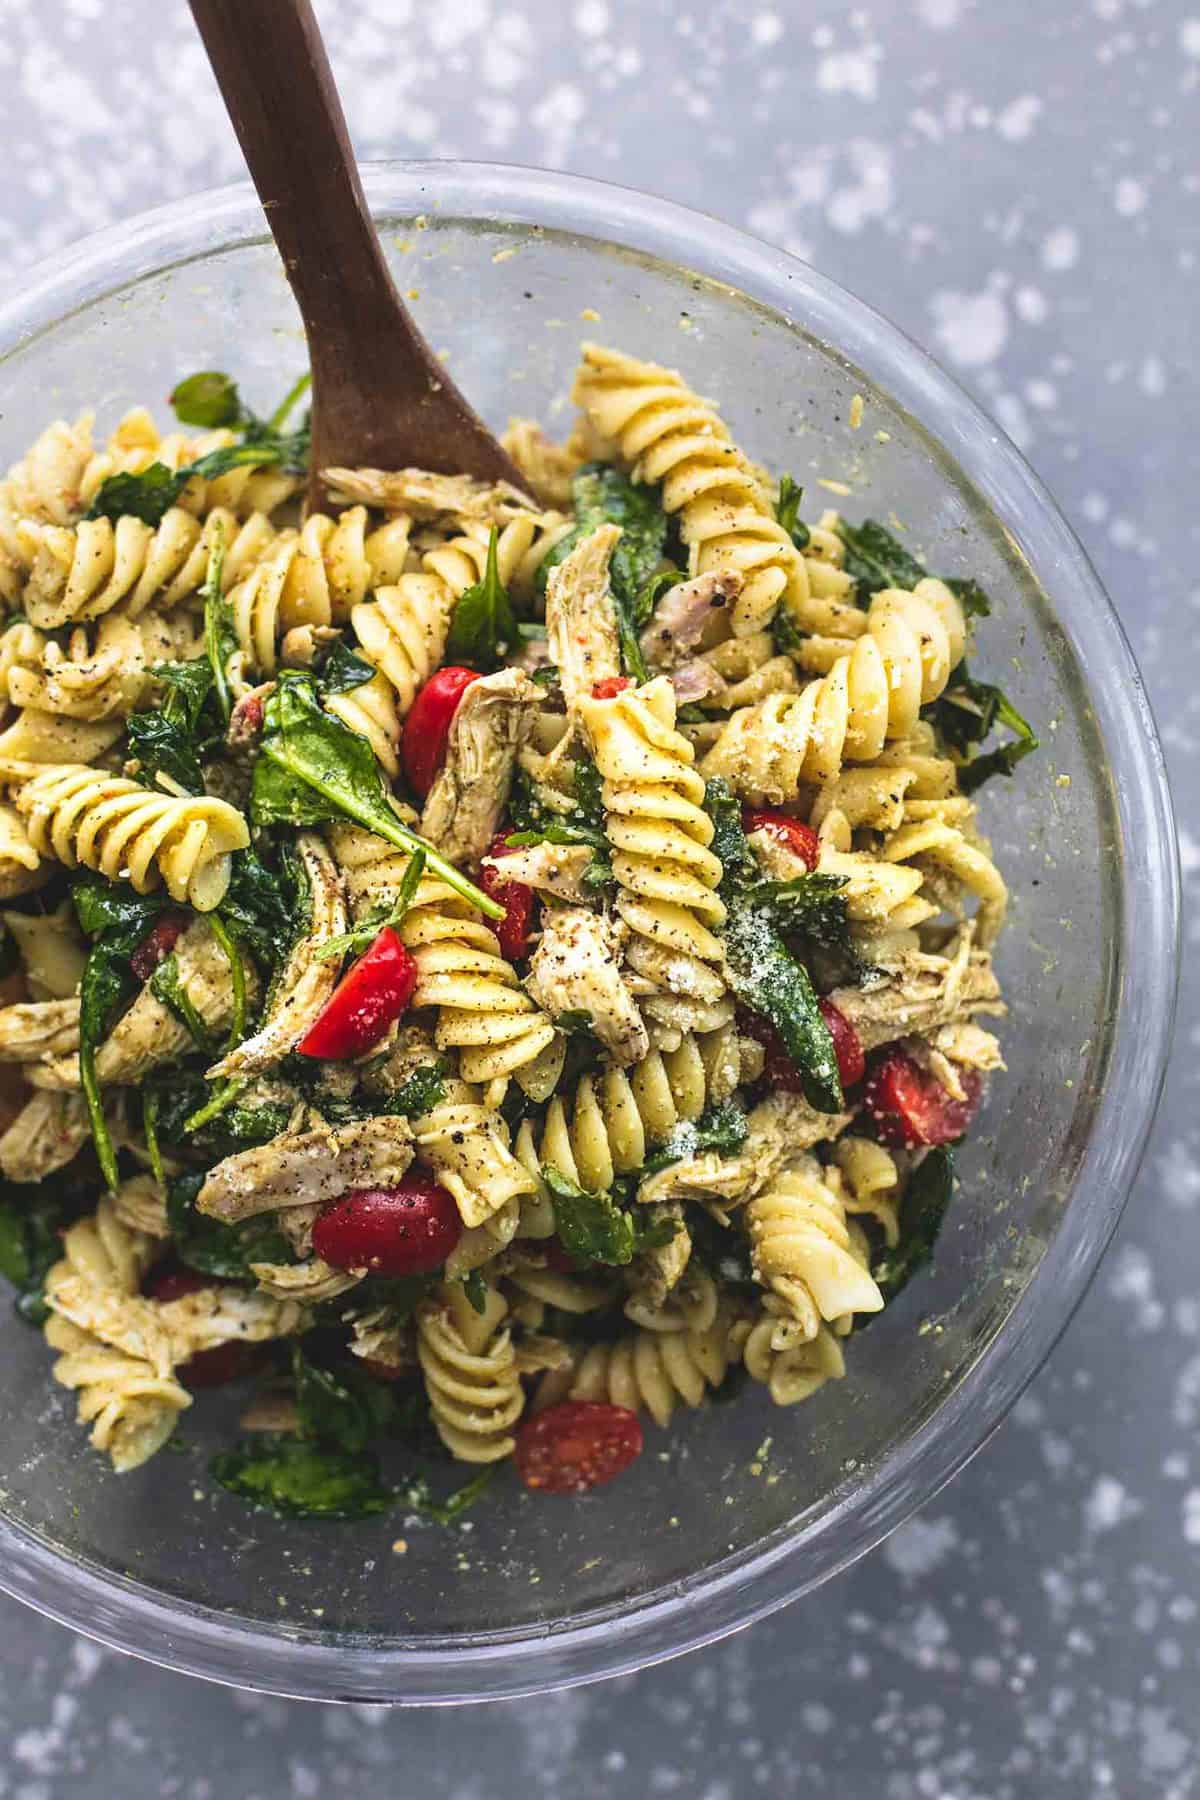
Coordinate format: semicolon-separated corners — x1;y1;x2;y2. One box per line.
144;1265;209;1303
863;1047;983;1149
741;808;820;870
481;833;536;961
312;1173;462;1275
130;912;188;983
514;1401;643;1494
591;676;632;699
401;666;481;799
817;997;865;1089
360;1356;410;1383
297;926;417;1061
180;1341;265;1388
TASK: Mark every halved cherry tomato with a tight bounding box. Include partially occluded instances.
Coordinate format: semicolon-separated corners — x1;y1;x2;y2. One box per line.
180;1341;265;1388
144;1265;210;1303
863;1047;983;1148
480;833;535;961
313;1173;462;1274
591;676;632;699
402;666;481;799
741;808;820;870
514;1401;643;1493
817;997;865;1089
297;926;417;1060
130;912;188;983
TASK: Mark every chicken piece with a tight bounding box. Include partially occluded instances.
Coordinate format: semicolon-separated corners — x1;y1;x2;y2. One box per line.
250;1258;364;1303
0;1089;92;1182
668;659;728;707
157;1284;308;1360
197;1114;416;1224
828;930;1004;1055
208;834;348;1079
0;997;80;1062
419;667;541;866
322;465;536;523
637;1089;852;1210
544;524;622;707
2;898;86;999
347;1305;413;1371
480;841;596;905
625;1202;691;1311
33;919;257;1091
639;570;742;670
525;905;649;1067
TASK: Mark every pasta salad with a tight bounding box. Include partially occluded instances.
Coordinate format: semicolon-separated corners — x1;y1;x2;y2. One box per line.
0;344;1034;1513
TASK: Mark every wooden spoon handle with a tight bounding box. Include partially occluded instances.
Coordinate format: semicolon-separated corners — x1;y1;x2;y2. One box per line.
188;0;524;491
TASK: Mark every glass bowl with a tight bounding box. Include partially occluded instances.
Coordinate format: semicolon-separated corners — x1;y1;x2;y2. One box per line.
0;162;1177;1704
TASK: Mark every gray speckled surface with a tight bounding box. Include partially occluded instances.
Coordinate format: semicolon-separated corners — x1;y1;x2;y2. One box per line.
0;0;1196;1792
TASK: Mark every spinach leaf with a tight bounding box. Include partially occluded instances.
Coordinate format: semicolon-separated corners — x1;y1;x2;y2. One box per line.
166;1170;294;1279
870;1147;956;1304
685;1205;756;1290
771;607;806;659
219;846;302;976
318;640;377;696
506;761;614;892
461;1269;488;1315
944;578;992;620
540;463;675;682
150;952;215;1051
0;1184;80;1324
293;1348;396;1454
72;871;170;940
775;474;811;549
444;527;517;668
741;873;854;953
401;1466;494;1525
641;1099;749;1175
169;370;244;430
835;518;930;600
380;1060;448;1121
125;660;213;795
210;1437;392;1519
86;444;285;528
554;1008;595;1037
252;673;503;918
705;780;843;1113
542;1164;676;1267
925;662;1039;792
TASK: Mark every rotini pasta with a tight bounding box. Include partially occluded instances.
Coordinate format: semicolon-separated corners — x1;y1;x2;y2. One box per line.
746;1160;884;1337
416;1282;525;1462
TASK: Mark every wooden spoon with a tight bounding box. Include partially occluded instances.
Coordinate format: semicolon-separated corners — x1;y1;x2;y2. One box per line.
188;0;528;506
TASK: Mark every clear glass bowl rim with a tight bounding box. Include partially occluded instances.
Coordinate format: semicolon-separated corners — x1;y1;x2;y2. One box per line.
0;159;1178;1705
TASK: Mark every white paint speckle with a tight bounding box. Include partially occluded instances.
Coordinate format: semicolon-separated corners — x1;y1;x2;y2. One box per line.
751;11;784;46
573;0;610;36
930;285;1009;367
816;47;881;102
1183;1490;1200;1545
1015;285;1049;323
1083;1475;1142;1535
995;94;1042;140
1042;226;1080;270
1115;176;1148;216
1179;18;1200;56
884;1515;961;1579
915;0;962;25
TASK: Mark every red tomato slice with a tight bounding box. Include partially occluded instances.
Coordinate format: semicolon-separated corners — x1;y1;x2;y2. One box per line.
863;1048;983;1148
742;807;820;870
514;1401;643;1494
312;1173;462;1274
130;913;188;983
481;833;535;961
817;997;865;1089
402;666;482;799
591;676;632;699
144;1266;210;1303
180;1341;265;1389
297;926;417;1061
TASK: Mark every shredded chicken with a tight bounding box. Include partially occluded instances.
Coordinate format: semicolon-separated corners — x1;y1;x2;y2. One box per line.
419;667;541;866
32;919;257;1091
322;465;537;522
626;1202;691;1310
668;659;728;706
525;905;649;1067
481;840;596;905
197;1114;415;1223
828;929;1004;1054
637;1089;852;1210
639;570;742;669
544;523;623;707
0;997;81;1062
208;833;348;1079
0;1088;92;1182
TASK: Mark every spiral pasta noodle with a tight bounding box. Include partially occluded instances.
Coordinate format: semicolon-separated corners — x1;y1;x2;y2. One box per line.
741;1310;847;1407
876;800;1008;947
579;676;730;1038
325;572;453;776
8;609;198;722
537;1303;739;1429
416;1281;525;1463
746;1159;884;1337
13;763;250;911
830;1137;903;1247
330;824;562;1096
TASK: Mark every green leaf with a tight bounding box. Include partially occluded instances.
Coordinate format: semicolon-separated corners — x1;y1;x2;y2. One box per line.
207;913;247;1048
771;607;807;658
835;518;929;600
84;463;186;527
554;1008;595;1037
685;1205;756;1290
539;463;675;681
401;1466;494;1525
505;760;614;892
219;846;304;977
641;1099;749;1175
380;1060;448;1121
170;370;244;429
166;1170;294;1279
775;475;811;549
870;1147;956;1305
634;567;685;631
210;1437;393;1519
462;1269;488;1315
742;873;853;953
722;899;842;1113
702;777;756;885
318;640;377;696
293;1349;396;1454
252;673;503;919
945;577;991;619
925;661;1038;792
444;527;517;669
150;951;216;1051
540;1164;672;1267
72;872;170;941
0;1184;76;1325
